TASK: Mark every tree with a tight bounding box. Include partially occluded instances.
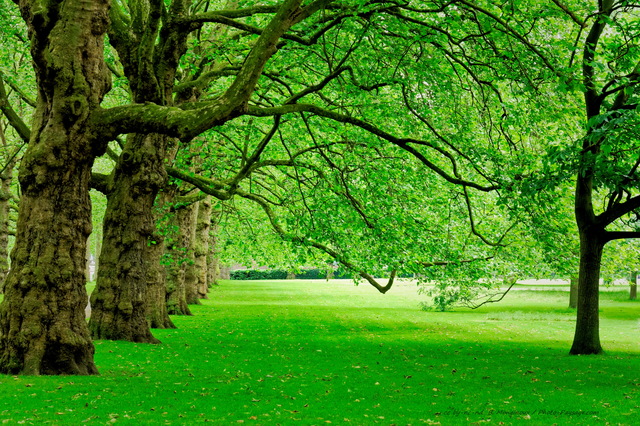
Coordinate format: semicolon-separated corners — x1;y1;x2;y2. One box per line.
424;0;640;353
569;0;640;354
87;0;384;342
0;0;112;375
0;0;313;374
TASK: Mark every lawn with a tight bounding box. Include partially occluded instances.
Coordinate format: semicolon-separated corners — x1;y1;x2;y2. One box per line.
0;279;638;425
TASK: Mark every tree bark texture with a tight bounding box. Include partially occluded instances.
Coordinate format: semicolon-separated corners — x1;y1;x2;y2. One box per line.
165;202;197;314
0;0;110;374
570;231;604;355
89;0;195;340
146;229;176;329
89;133;169;343
207;224;221;286
184;203;201;305
194;196;213;300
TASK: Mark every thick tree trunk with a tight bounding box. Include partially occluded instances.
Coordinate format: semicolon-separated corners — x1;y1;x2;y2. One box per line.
165;203;196;315
88;133;169;343
195;196;213;299
0;0;110;375
570;231;604;355
146;230;176;329
631;272;637;301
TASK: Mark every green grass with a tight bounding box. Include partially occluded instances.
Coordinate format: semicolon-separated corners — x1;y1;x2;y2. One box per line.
0;279;638;425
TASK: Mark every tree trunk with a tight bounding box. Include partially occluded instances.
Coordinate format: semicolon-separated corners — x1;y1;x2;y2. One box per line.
94;226;102;280
89;0;195;339
207;222;222;286
0;0;110;375
0;158;15;292
195;196;213;299
631;272;637;301
88;133;169;343
183;203;200;305
219;265;231;280
570;231;604;355
569;274;578;309
165;203;195;315
146;228;176;329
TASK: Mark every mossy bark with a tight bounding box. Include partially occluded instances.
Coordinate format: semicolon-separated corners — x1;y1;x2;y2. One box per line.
0;0;110;374
89;133;168;343
165;203;196;314
89;0;195;339
146;230;176;329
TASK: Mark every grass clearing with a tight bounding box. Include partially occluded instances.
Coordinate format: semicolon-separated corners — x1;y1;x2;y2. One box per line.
0;279;638;425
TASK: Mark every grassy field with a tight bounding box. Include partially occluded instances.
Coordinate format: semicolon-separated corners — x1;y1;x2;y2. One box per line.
0;279;638;425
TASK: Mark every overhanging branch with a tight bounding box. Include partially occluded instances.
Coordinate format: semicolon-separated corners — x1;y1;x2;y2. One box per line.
247;104;499;192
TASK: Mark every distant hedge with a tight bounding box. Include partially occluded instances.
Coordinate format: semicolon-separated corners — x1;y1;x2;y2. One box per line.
230;268;354;280
230;269;288;280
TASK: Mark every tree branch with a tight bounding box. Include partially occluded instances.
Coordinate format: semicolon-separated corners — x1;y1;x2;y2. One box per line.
418;256;494;267
167;164;396;294
0;77;31;143
463;277;517;309
455;0;561;76
598;194;640;227
247;103;499;192
550;0;586;28
0;70;36;108
604;230;640;242
582;0;614;119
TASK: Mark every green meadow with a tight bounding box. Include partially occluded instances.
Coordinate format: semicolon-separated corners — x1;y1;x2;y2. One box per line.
0;279;638;425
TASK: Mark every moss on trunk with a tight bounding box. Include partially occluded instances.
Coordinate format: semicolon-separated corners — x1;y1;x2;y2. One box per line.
0;0;110;375
89;133;170;343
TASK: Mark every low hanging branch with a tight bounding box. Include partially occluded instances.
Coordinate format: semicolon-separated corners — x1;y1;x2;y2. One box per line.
0;77;31;144
166;166;397;294
246;103;499;192
462;276;518;310
236;188;397;294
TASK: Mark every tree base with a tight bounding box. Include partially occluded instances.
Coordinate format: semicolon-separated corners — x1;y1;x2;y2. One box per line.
569;344;604;355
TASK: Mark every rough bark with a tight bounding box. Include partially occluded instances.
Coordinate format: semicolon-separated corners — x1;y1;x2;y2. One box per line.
165;202;196;314
0;0;110;375
146;228;176;329
88;0;195;340
88;133;169;343
194;196;212;299
88;0;310;336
